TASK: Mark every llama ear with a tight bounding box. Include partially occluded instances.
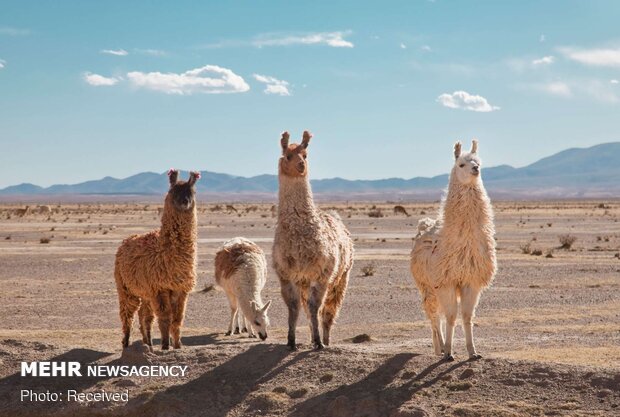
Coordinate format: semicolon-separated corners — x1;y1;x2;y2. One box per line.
188;171;201;187
301;130;312;149
470;139;478;154
168;169;179;186
454;142;462;159
281;131;290;155
261;300;272;313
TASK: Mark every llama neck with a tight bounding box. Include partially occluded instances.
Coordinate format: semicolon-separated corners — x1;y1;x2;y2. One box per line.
440;171;493;233
277;174;317;219
159;195;197;254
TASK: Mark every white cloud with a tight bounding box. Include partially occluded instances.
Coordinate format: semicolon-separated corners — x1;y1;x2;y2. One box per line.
83;72;121;86
0;59;5;69
539;34;545;43
559;46;620;68
126;65;249;95
611;79;619;84
135;48;166;57
540;81;572;97
436;91;499;112
532;55;555;66
400;43;407;49
0;26;30;36
100;49;129;56
253;31;353;48
421;45;432;52
253;74;291;96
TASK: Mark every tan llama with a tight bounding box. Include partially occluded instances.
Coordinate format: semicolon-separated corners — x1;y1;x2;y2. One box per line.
273;131;354;350
411;140;496;361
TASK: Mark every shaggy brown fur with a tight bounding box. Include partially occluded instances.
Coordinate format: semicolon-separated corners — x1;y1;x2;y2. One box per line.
273;131;354;350
114;170;200;350
215;240;264;283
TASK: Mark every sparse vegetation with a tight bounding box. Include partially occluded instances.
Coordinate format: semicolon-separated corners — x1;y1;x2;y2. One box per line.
559;234;577;249
368;209;384;218
39;237;51;244
520;242;532;254
360;263;376;277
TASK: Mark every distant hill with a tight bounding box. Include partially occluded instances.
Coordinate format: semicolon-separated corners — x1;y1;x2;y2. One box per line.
2;142;620;200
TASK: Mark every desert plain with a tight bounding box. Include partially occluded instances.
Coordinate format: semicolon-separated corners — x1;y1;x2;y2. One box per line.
0;200;618;417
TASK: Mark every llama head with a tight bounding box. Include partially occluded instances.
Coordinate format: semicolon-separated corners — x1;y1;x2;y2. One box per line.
250;300;272;340
168;169;200;211
452;140;481;185
279;130;312;178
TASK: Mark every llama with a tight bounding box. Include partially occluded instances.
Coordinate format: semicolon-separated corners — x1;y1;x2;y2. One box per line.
410;140;496;361
393;205;410;216
14;206;31;217
114;169;200;350
273;131;354;350
215;237;271;340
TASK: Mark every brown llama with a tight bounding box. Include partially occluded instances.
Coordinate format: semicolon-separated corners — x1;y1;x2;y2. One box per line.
273;131;354;350
114;169;200;350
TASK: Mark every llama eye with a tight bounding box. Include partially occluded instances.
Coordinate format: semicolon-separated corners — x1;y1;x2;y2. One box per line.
303;154;307;159
459;164;465;168
286;155;292;161
254;320;260;326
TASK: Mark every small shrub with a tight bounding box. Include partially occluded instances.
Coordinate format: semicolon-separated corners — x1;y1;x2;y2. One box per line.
531;248;543;256
520;242;532;254
368;209;384;218
361;263;376;277
40;237;51;244
545;249;554;258
559;234;577;249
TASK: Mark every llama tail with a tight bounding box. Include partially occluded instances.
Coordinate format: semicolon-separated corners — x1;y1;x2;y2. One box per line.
414;217;440;239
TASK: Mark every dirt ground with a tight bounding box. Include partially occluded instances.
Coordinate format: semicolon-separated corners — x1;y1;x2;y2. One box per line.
0;200;618;416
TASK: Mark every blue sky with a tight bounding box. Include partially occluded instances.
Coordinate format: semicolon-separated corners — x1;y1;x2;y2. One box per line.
1;0;619;188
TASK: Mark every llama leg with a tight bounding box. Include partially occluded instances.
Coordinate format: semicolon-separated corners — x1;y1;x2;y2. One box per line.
138;301;155;346
170;291;188;349
118;286;140;349
461;285;482;359
430;315;444;356
308;281;329;350
154;291;173;350
437;286;458;361
238;311;248;334
225;293;238;336
321;270;350;346
280;280;301;350
422;288;443;356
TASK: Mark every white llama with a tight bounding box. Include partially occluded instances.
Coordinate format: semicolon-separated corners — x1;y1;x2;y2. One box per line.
215;237;272;340
410;140;496;361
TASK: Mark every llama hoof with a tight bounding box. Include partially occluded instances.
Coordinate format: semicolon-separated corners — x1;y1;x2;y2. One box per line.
443;354;455;362
469;353;482;360
248;334;257;338
233;327;240;335
241;327;248;333
225;331;232;336
287;341;298;351
161;345;170;351
314;342;325;350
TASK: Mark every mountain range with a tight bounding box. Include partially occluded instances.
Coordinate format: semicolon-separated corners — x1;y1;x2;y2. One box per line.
2;142;619;200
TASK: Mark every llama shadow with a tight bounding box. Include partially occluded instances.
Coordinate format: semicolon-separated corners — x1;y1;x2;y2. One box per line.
291;354;469;417
0;348;112;414
127;343;293;417
150;333;219;347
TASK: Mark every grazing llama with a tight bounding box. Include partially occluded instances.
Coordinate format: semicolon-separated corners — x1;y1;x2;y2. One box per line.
215;237;272;340
273;131;354;350
410;140;496;361
114;169;200;350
